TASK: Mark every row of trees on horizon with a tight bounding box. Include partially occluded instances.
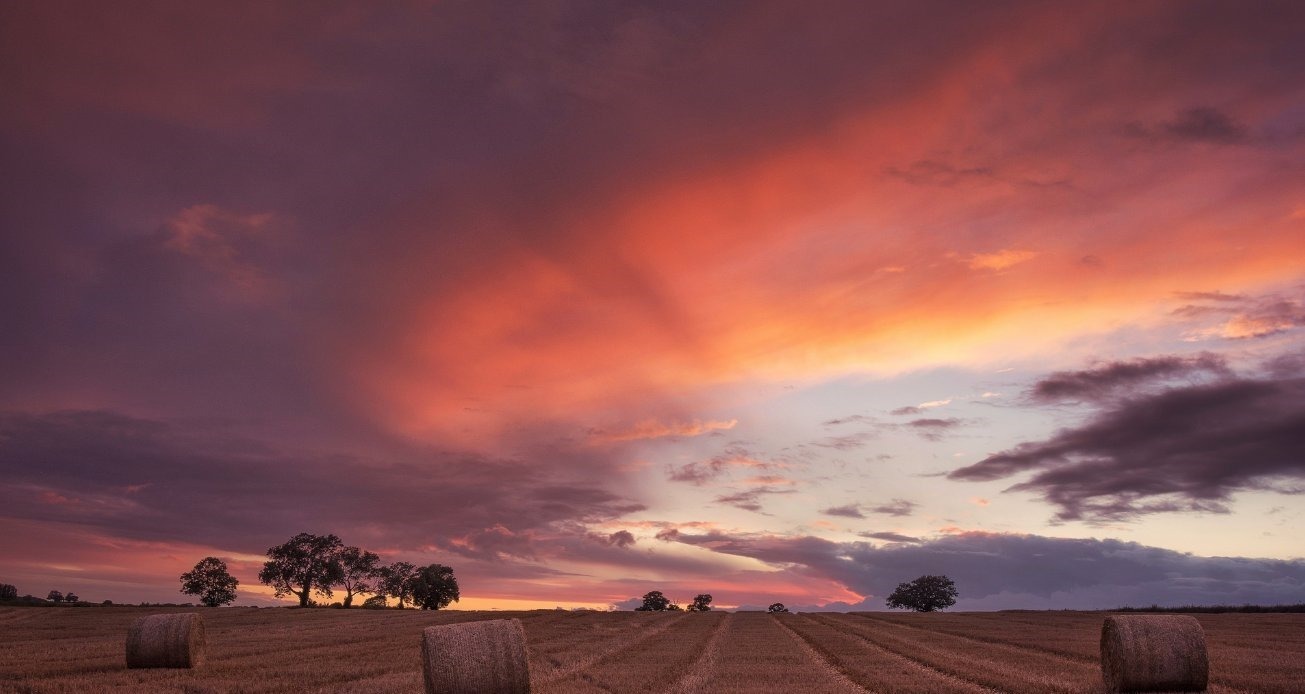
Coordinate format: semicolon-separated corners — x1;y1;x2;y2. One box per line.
181;532;460;609
6;542;959;613
629;575;958;613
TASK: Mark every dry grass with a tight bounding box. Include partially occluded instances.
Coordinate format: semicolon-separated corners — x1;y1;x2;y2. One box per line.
536;611;726;693
1100;615;1207;693
778;612;990;692
2;607;1303;693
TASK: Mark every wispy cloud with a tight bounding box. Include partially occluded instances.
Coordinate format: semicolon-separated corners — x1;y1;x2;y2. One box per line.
588;418;738;443
867;499;918;517
667;447;786;485
821;504;865;519
1030;353;1230;403
714;487;796;513
966;250;1038;271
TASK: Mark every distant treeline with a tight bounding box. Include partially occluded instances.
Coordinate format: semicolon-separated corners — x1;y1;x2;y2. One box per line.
1112;604;1305;614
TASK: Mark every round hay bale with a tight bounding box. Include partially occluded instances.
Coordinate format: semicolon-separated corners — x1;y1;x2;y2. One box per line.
1100;614;1208;692
125;612;206;669
422;618;531;694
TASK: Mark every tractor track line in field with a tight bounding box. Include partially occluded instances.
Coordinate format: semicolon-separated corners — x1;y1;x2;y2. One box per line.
807;614;1007;694
771;614;875;693
851;613;1097;664
535;613;685;685
662;612;732;694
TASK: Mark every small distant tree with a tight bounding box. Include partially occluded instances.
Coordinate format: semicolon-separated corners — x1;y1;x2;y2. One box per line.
102;600;113;606
768;602;789;613
46;590;63;603
634;590;676;611
64;593;79;603
687;594;713;612
361;595;388;609
180;557;240;607
335;546;382;608
258;533;345;607
410;564;460;611
380;562;421;609
0;584;17;601
885;575;958;612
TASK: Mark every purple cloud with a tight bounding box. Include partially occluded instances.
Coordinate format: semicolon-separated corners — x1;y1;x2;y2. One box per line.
664;529;1305;609
1030;353;1230;403
952;374;1305;521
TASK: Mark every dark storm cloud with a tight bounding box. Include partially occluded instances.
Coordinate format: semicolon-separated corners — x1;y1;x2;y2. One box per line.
0;410;644;552
1030;353;1230;403
951;376;1305;521
821;504;865;519
664;530;1305;609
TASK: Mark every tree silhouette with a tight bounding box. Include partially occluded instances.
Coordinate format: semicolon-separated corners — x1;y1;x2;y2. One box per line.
634;590;676;611
46;590;62;603
258;533;344;607
767;602;789;613
380;561;420;609
410;564;460;610
885;575;958;612
687;594;713;612
0;584;18;601
180;556;240;607
335;546;382;608
64;593;79;603
362;594;388;609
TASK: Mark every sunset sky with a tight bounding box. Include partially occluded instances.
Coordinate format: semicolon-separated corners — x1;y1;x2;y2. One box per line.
2;1;1303;610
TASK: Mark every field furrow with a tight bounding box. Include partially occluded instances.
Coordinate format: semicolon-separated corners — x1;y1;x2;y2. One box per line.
855;612;1099;662
780;613;992;693
817;613;1100;694
537;612;725;694
694;612;865;694
662;612;733;694
528;611;683;684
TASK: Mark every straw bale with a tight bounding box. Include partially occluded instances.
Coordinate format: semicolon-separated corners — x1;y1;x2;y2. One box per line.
422;618;531;694
1100;614;1208;692
125;612;206;669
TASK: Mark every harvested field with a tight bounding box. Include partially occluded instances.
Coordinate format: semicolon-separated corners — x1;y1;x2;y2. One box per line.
2;607;1303;693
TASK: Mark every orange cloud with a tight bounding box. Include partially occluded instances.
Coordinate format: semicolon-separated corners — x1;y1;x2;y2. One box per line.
587;418;738;444
966;249;1039;271
320;1;1305;451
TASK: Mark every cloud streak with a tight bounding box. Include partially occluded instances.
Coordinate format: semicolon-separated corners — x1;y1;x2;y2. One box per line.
952;373;1305;521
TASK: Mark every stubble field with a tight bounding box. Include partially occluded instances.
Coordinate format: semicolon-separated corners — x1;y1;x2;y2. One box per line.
2;607;1303;693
